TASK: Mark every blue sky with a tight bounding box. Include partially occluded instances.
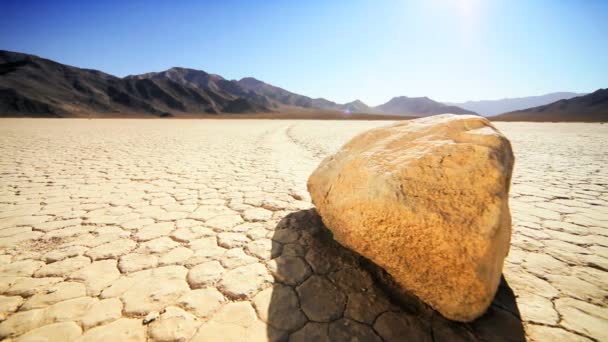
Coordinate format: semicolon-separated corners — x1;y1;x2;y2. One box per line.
1;0;606;105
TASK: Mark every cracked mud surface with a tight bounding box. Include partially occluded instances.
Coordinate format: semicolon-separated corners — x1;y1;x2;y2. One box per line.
0;119;606;341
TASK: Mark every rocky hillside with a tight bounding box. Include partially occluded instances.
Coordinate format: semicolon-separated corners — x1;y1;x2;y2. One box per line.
236;78;474;116
0;50;477;118
237;77;342;110
0;51;269;117
491;89;608;122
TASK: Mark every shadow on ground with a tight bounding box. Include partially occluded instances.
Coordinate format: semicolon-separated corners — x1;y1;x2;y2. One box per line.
267;209;525;341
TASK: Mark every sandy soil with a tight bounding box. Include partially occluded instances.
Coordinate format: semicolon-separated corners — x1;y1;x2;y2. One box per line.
0;119;606;341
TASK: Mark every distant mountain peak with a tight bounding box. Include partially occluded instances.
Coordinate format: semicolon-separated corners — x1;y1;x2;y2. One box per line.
375;96;476;116
238;76;263;83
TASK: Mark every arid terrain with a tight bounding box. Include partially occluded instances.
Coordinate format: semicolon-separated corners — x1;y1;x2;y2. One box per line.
0;119;606;341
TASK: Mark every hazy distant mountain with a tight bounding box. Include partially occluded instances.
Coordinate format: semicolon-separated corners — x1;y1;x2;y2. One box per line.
374;96;476;116
0;50;269;117
491;89;608;122
343;100;372;113
446;92;586;117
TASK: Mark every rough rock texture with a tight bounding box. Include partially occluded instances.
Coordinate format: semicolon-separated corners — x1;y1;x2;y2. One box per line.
308;115;515;321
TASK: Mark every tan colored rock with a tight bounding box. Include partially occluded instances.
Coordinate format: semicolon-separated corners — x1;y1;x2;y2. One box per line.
243;207;273;222
218;263;272;299
0;215;51;229
32;218;82;232
14;321;82;342
0;226;32;238
516;292;558;325
189;205;236;221
177;288;225;318
85;239;136;260
0;259;44;276
0;308;45;338
80;298;123;329
121;218;155;231
34;256;91;278
135;237;179;254
143;311;160;324
220;248;258;269
246;224;270;240
171;227;214;242
5;277;63;297
101;266;189;315
546;274;605;305
148;306;201;341
42;246;88;263
218;232;250;248
307;115;514;321
44;226;89;239
526;324;593;342
191;302;269;341
187;261;225;288
186;238;226;264
118;253;158;273
0;231;44;248
0;276;23;293
75;318;145;342
69;259;120;296
204;214;244;230
21;282;87;310
555;298;608;341
159;247;194;266
0;295;23;320
44;297;97;323
134;222;174;241
0;254;12;265
505;271;559;299
246;238;282;260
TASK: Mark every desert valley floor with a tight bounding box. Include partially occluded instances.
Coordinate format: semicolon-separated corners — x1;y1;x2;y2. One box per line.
0;119;606;341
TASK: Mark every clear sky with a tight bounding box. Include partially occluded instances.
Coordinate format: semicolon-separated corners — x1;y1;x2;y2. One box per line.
1;0;606;105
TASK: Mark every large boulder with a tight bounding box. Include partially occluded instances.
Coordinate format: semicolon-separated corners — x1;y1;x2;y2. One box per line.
307;114;514;322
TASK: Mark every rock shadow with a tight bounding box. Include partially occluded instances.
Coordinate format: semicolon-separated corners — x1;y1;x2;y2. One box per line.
267;209;525;341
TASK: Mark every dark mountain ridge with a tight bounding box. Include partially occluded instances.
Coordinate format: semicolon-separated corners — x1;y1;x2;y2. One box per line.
0;50;269;117
237;77;342;110
0;50;478;118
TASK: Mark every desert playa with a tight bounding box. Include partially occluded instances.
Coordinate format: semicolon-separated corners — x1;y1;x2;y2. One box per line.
0;119;606;341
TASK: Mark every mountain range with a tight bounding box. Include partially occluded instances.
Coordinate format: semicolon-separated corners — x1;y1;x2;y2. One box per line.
0;50;605;121
445;92;586;117
491;89;608;122
0;50;475;118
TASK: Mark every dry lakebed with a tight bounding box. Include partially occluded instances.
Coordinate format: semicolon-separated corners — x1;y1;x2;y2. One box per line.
0;119;606;341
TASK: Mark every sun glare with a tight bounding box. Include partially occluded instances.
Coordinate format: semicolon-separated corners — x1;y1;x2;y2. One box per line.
445;0;481;19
